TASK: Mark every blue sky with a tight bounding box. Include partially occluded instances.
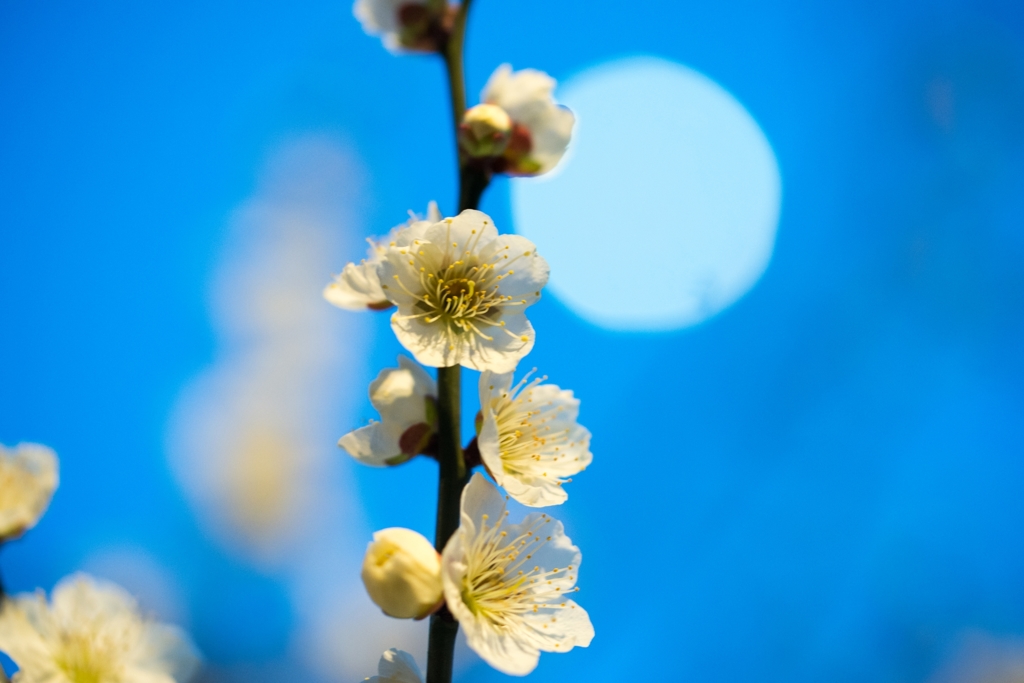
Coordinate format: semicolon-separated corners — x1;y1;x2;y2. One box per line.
2;1;1024;682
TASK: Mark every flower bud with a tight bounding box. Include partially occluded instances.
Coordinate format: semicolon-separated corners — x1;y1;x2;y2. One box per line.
339;357;438;467
459;104;513;158
480;64;575;176
362;528;442;619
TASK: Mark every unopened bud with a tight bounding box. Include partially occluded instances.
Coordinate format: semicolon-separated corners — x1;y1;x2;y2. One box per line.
459;104;513;158
362;528;442;619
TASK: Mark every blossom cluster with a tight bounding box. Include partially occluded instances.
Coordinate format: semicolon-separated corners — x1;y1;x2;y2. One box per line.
0;444;200;683
330;209;594;676
335;2;593;678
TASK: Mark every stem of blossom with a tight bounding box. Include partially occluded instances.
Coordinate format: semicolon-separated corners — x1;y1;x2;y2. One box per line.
427;4;486;683
427;365;465;683
442;0;490;213
459;163;490;212
433;365;466;548
442;1;469;180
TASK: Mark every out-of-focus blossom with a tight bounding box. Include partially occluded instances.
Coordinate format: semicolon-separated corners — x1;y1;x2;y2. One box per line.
365;648;423;683
325;203;441;311
362;528;443;619
480;65;575;176
441;474;593;676
168;136;371;562
478;370;591;507
380;210;549;372
0;574;200;683
930;632;1024;683
458;104;513;159
339;356;437;466
353;0;449;53
0;442;58;541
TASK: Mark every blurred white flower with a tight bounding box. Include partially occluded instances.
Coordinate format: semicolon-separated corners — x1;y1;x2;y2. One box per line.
0;442;58;541
339;356;437;466
0;574;200;683
365;648;423;683
477;370;591;507
353;0;447;53
362;528;442;620
482;64;575;176
930;631;1024;683
441;473;593;676
380;210;549;372
325;203;441;311
167;136;370;564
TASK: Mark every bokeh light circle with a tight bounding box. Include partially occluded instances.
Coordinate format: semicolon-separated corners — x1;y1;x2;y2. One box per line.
511;56;782;331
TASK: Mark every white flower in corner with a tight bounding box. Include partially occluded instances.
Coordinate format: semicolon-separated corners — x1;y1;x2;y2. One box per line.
324;202;441;311
478;370;591;507
441;473;593;676
339;356;437;466
0;574;200;683
481;64;575;176
379;209;549;373
354;0;447;53
0;442;59;541
365;648;422;683
362;528;442;619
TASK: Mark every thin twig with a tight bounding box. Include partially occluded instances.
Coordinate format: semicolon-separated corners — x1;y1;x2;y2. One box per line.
425;3;482;682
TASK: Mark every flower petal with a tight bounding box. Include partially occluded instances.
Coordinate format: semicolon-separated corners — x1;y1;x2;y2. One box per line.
461;311;534;373
480;234;549;300
390;310;460;368
323;261;389;310
339;423;402;467
467;624;541;676
130;623;201;683
369;648;423;683
527;106;574;173
421;210;499;258
458;472;506;535
521;599;594;652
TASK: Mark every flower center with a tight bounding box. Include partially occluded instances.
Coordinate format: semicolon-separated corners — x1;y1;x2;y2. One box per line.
440;277;485;313
460;512;574;631
54;629;125;683
388;222;536;349
491;376;579;482
413;261;505;340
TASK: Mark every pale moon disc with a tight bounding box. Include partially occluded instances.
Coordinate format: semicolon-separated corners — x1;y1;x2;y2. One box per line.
511;56;782;331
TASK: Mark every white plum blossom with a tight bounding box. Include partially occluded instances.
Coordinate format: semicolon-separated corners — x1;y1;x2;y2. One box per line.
441;473;593;676
481;64;575;176
339;356;437;466
0;574;200;683
361;527;443;620
324;202;440;311
0;442;59;541
365;648;422;683
478;370;591;507
379;209;549;373
353;0;447;53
